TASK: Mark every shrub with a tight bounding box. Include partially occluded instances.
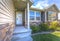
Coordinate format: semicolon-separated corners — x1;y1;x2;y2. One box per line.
49;21;60;31
39;23;49;31
31;21;60;33
56;27;60;31
30;25;40;33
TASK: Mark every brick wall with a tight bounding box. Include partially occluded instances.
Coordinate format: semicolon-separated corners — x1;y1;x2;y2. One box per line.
0;0;15;41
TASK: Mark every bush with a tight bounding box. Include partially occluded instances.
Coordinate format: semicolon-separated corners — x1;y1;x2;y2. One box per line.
50;21;58;30
31;21;60;33
56;27;60;31
30;25;40;33
49;21;60;31
39;23;49;31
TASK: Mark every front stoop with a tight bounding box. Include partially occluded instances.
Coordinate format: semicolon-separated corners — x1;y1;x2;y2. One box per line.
11;26;33;41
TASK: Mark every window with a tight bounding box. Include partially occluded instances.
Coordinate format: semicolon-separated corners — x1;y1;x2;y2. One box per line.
30;10;41;20
48;11;56;21
30;10;35;20
36;11;41;20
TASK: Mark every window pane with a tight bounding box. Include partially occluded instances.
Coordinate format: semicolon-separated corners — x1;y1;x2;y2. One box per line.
36;11;41;20
30;10;35;20
36;17;40;20
36;11;40;17
30;10;34;16
48;11;52;21
30;16;34;20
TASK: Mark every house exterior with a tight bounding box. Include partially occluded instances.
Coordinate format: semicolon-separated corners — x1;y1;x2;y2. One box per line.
29;4;59;25
0;0;59;41
58;11;60;21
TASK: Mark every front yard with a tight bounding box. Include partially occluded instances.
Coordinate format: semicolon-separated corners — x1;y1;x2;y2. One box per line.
32;31;60;41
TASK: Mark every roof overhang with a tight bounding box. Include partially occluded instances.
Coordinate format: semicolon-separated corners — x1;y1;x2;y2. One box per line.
30;7;44;12
13;0;33;11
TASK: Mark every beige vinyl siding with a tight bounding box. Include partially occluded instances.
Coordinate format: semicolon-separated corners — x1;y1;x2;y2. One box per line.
0;0;15;41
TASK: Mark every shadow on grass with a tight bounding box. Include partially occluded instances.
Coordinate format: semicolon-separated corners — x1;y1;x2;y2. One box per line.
32;34;60;41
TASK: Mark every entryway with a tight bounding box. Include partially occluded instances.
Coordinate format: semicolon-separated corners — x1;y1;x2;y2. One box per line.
16;12;23;26
11;26;33;41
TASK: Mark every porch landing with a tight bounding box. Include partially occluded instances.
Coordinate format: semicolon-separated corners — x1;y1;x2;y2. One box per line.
11;26;33;41
13;26;31;34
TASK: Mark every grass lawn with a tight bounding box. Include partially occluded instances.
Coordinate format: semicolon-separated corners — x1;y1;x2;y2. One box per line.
32;31;60;41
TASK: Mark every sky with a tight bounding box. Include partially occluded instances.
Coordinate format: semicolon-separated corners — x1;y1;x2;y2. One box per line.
31;0;60;9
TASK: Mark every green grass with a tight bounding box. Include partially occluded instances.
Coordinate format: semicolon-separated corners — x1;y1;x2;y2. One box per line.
32;31;60;41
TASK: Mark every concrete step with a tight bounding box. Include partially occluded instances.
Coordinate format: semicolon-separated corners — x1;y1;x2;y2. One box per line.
13;31;31;38
12;26;32;38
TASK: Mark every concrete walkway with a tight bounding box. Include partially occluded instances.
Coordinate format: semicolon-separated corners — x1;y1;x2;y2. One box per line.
11;26;33;41
32;31;52;36
11;36;32;41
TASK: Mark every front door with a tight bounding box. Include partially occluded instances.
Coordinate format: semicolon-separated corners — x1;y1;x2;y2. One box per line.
16;12;23;25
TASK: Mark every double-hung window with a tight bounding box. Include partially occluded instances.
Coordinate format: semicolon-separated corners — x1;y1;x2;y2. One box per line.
48;11;56;21
30;10;41;20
